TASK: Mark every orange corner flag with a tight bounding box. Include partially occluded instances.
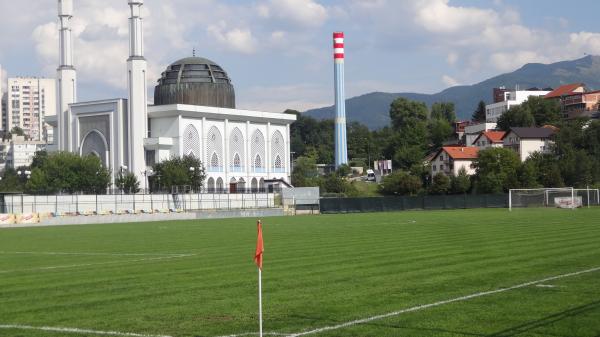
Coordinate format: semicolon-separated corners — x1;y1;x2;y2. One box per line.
254;220;264;270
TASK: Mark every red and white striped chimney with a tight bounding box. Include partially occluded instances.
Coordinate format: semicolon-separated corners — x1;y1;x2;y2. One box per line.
333;32;344;62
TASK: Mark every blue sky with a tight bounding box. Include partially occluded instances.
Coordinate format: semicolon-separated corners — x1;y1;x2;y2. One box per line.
1;0;599;112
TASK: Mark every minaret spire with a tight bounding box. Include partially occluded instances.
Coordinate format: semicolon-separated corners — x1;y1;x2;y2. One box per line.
57;0;77;151
127;0;148;186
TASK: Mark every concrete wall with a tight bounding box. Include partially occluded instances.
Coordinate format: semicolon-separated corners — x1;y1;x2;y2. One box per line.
0;208;285;229
2;193;276;215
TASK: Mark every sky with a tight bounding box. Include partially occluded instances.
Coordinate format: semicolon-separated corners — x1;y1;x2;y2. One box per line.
1;0;600;112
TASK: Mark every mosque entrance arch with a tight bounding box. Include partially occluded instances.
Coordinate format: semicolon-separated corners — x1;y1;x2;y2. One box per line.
80;130;109;167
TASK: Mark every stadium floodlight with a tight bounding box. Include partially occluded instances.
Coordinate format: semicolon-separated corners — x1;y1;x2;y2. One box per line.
509;187;580;211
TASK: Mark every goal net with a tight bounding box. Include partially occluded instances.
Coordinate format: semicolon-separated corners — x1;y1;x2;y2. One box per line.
509;188;582;210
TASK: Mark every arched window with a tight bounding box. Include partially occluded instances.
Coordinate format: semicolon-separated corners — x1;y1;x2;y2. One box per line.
206;126;223;171
271;130;285;172
183;124;200;158
255;154;262;169
211;152;219;168
207;178;215;192
251;129;265;173
229;127;244;170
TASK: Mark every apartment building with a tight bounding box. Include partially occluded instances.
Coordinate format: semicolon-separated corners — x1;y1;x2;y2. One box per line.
4;77;56;141
486;88;551;123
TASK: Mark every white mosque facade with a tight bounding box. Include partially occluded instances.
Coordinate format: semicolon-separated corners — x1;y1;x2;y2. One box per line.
48;0;295;192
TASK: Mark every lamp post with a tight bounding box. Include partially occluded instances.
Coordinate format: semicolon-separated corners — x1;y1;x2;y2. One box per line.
142;169;153;194
290;151;296;185
189;166;200;193
119;165;127;194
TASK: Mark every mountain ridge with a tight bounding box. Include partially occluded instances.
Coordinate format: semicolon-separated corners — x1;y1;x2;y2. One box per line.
304;55;600;129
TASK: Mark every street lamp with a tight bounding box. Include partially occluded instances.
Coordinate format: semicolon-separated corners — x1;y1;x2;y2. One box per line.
189;166;199;192
142;169;153;194
118;166;128;194
290;151;296;185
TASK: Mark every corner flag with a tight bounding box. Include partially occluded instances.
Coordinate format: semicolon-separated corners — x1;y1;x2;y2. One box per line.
254;220;264;270
254;219;264;337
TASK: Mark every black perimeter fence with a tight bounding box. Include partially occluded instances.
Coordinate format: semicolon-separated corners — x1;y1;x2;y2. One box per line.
320;194;508;214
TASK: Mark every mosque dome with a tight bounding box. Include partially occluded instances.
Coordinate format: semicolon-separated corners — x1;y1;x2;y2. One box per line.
153;56;235;108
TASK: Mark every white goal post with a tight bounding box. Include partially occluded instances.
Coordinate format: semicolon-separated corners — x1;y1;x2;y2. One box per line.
509;187;583;211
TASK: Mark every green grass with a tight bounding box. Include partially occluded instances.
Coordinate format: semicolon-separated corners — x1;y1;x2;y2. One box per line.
349;180;382;197
1;208;600;337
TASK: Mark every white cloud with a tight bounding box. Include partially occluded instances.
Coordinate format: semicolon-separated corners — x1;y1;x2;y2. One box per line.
257;0;328;28
415;0;502;34
442;75;459;87
207;22;258;54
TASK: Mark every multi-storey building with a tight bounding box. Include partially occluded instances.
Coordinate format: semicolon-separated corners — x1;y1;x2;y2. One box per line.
0;135;46;170
486;88;551;122
5;77;56;141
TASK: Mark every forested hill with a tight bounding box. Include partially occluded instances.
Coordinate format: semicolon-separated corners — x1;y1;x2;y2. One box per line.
304;55;600;129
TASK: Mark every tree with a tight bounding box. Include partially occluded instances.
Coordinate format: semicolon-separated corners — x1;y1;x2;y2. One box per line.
431;102;456;123
10;127;25;138
496;105;535;131
346;122;371;161
291;156;319;187
428;118;454;149
335;164;352;177
429;173;451;195
388;98;430;170
25;168;49;194
21;152;111;194
450;167;471;194
517;160;539;188
472;101;487;122
522;96;561;126
320;174;357;196
0;169;24;193
379;171;422;196
152;155;205;192
389;97;428;130
474;147;521;193
115;172;140;194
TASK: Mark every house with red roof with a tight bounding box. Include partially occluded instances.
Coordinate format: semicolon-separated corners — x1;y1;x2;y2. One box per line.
472;131;506;150
430;146;479;177
544;83;587;99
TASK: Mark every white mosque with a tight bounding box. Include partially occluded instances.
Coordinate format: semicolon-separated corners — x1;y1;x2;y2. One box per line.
47;0;296;192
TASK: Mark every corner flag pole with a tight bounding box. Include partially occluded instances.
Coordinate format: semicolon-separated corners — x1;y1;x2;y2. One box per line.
254;220;264;337
258;266;263;337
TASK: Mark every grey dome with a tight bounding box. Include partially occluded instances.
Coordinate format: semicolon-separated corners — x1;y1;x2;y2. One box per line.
154;57;235;108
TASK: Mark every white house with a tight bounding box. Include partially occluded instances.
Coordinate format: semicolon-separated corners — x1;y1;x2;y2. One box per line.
502;127;555;162
472;131;506;150
430;146;479;177
486;89;550;122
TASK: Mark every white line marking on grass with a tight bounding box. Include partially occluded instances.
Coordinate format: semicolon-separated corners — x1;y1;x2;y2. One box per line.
214;332;288;337
286;266;600;337
0;251;190;257
0;324;173;337
0;254;196;274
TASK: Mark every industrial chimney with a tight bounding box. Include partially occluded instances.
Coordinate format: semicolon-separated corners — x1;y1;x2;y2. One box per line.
333;32;348;168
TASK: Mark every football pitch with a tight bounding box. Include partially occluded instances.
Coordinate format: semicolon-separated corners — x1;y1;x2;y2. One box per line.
1;208;600;337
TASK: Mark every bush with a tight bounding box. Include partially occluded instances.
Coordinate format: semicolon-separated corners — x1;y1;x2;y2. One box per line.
379;171;422;196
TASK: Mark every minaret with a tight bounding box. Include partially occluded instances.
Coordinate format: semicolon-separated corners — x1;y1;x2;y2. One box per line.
57;0;77;151
127;0;147;183
333;32;348;167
